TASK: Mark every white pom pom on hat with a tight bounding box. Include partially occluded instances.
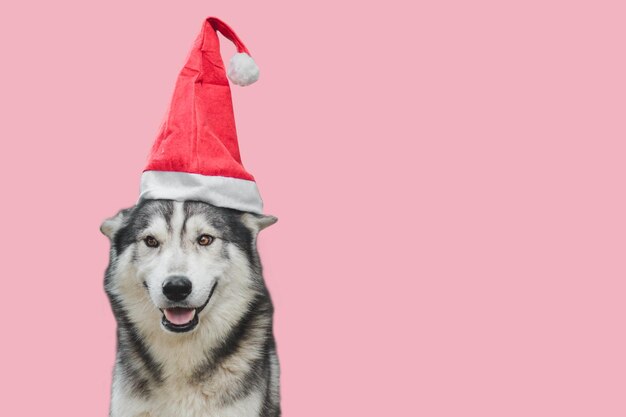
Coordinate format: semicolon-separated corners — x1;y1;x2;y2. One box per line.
228;52;260;86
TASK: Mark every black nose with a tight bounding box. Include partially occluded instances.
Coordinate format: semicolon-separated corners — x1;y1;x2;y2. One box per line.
162;276;192;302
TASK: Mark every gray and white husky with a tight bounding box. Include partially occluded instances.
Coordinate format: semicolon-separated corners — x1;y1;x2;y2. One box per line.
100;199;280;417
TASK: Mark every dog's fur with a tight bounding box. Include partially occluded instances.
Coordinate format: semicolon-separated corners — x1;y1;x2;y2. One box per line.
101;200;280;417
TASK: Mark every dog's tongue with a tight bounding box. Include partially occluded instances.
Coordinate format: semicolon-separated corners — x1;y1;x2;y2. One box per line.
164;308;195;325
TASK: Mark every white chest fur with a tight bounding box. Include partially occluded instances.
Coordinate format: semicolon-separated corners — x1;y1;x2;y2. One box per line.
110;372;265;417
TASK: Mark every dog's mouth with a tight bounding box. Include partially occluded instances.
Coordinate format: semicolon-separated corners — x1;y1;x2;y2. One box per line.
161;308;198;332
159;281;218;334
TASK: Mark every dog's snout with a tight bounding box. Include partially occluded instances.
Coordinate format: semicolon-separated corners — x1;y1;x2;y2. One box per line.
162;276;192;302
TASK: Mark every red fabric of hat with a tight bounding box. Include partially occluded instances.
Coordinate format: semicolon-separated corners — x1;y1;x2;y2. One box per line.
139;17;264;214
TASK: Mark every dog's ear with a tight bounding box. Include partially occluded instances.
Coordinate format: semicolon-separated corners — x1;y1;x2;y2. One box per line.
100;207;133;240
241;212;278;234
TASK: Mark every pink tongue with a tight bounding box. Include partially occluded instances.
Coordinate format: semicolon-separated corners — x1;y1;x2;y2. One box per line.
164;308;195;325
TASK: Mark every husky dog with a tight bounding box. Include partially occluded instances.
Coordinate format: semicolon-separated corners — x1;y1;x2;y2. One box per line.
100;199;280;417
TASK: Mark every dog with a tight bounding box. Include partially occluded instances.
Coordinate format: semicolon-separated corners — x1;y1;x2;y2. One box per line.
100;199;280;417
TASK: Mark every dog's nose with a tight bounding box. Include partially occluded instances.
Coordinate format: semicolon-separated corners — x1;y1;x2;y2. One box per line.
162;276;192;302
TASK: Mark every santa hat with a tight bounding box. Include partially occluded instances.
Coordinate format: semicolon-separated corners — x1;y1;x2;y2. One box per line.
139;17;264;214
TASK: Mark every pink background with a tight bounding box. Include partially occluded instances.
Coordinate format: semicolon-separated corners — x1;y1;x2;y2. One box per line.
1;1;625;416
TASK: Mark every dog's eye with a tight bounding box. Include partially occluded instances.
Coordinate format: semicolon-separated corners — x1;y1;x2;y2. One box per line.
197;234;214;246
144;236;159;248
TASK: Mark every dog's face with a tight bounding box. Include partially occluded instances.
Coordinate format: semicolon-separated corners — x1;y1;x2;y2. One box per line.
101;200;276;334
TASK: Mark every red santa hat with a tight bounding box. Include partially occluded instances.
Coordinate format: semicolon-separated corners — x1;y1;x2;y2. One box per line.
139;17;264;214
